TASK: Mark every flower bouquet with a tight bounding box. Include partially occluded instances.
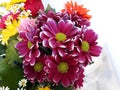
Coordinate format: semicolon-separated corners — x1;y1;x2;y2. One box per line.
0;0;102;90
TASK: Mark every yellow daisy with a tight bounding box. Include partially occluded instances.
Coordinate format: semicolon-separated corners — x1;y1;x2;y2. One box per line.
10;0;26;4
0;0;26;10
1;19;20;45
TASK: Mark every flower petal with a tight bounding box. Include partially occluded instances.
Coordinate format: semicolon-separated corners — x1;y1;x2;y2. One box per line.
33;49;40;57
61;76;70;87
53;72;62;83
58;48;66;57
42;39;49;47
40;31;48;39
46;18;59;33
89;45;102;56
48;38;57;48
84;29;98;43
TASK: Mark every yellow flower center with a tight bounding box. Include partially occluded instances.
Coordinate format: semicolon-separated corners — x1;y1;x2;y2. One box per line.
21;81;26;87
34;62;43;72
55;32;67;42
27;41;33;49
57;62;69;73
81;41;90;52
37;86;50;90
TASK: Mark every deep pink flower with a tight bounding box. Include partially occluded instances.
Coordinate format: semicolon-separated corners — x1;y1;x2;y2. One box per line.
37;10;68;28
70;13;90;27
23;55;46;83
74;67;84;89
0;17;6;29
74;29;102;66
40;18;78;56
44;54;82;87
24;0;44;17
16;26;41;66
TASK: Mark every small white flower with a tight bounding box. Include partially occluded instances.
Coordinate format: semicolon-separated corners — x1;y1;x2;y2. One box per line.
0;86;9;90
17;87;26;90
18;79;27;87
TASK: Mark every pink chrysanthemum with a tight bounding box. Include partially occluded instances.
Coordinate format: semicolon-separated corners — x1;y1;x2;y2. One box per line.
74;29;102;66
16;26;41;66
18;18;36;33
23;55;46;83
44;54;82;88
40;18;78;56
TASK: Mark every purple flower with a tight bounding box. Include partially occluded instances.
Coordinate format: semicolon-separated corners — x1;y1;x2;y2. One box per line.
23;55;46;83
40;18;78;56
37;10;68;28
16;25;41;66
74;29;102;66
44;54;82;88
70;13;90;27
74;67;84;89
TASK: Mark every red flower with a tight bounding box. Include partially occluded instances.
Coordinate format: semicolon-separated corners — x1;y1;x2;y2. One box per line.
24;0;44;17
62;1;91;20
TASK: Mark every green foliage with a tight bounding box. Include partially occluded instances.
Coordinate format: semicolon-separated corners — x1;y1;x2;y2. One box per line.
45;4;56;13
0;42;6;55
53;84;74;90
5;39;22;66
0;60;23;90
0;39;23;90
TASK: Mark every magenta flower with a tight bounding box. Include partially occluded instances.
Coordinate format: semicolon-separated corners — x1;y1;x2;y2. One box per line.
70;13;90;27
44;54;82;87
23;55;46;83
16;26;41;66
74;67;84;89
40;18;78;56
74;29;102;66
0;18;6;29
37;10;68;28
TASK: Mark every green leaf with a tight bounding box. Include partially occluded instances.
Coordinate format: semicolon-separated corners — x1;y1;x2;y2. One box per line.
0;42;6;55
45;4;56;13
5;39;22;66
0;59;23;90
0;38;24;89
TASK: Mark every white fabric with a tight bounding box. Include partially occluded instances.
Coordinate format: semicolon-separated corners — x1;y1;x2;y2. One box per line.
78;44;120;90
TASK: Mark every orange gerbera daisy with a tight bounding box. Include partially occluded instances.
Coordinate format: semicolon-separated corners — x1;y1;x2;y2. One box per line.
62;1;91;20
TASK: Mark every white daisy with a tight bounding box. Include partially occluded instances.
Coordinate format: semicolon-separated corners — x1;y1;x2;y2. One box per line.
0;86;9;90
18;79;27;87
17;87;26;90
